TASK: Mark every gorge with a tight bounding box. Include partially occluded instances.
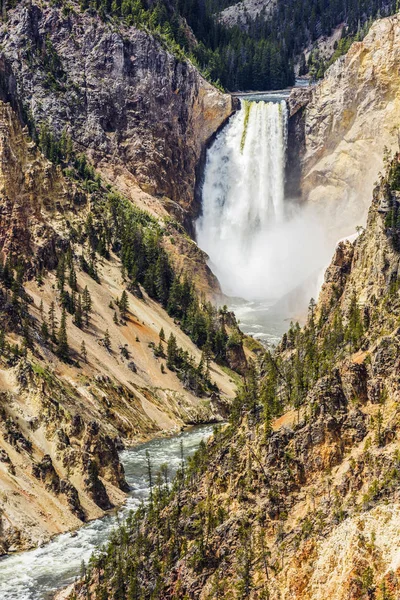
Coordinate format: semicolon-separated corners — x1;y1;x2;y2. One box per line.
0;425;215;600
1;1;400;599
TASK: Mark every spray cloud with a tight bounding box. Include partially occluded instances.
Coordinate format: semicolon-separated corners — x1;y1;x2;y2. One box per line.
196;99;333;303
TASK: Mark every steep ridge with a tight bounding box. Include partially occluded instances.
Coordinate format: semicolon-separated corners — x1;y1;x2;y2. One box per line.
0;0;234;226
70;154;400;599
289;14;400;241
0;97;244;554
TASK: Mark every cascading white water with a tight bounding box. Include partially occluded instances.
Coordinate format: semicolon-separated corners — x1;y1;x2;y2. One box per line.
196;99;288;299
196;98;329;303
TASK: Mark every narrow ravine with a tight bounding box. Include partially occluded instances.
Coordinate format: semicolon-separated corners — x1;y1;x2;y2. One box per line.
0;425;215;600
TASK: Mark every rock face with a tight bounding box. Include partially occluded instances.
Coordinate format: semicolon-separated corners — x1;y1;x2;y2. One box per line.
0;99;237;554
289;14;400;240
219;0;276;28
0;101;75;272
0;1;234;224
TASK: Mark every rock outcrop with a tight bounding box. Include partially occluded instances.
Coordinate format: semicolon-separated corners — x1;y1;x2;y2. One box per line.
0;1;234;226
288;14;400;241
219;0;276;28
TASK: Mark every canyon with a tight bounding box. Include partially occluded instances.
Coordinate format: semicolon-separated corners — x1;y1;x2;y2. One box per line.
0;1;400;599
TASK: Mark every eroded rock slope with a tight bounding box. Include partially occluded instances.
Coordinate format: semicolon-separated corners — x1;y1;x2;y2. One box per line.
70;155;400;599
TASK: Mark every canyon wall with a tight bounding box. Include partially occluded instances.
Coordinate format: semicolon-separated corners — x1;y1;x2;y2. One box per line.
289;14;400;240
0;0;240;552
70;154;400;600
0;98;237;554
0;1;234;225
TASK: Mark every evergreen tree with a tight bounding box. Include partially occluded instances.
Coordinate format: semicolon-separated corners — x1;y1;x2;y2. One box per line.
49;301;57;342
82;286;92;327
22;317;33;351
39;299;44;321
119;290;129;319
69;262;78;292
41;320;49;342
167;333;178;370
74;295;83;329
103;329;111;351
56;254;66;292
57;307;69;360
155;252;171;307
81;340;87;363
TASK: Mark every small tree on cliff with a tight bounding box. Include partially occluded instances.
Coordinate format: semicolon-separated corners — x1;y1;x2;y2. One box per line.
57;307;69;360
167;333;178;370
119;290;129;320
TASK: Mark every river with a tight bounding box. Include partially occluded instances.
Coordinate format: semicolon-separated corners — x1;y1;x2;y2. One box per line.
0;424;215;600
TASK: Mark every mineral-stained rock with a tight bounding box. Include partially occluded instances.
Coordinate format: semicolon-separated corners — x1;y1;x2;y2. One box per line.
32;454;60;494
59;480;85;521
83;457;113;511
288;14;400;241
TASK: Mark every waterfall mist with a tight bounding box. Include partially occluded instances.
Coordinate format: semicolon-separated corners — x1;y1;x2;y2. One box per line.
196;99;332;304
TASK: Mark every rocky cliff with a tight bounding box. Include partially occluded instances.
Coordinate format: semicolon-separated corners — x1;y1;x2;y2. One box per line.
0;96;240;554
0;0;234;227
70;154;400;599
289;14;400;243
219;0;276;28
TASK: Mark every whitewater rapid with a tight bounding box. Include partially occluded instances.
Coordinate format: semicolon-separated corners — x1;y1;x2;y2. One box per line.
0;425;215;600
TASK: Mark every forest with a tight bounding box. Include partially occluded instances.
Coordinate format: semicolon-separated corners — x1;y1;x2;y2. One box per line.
86;0;398;89
1;0;395;91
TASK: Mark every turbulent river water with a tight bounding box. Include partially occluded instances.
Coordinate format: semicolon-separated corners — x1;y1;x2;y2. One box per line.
0;424;215;600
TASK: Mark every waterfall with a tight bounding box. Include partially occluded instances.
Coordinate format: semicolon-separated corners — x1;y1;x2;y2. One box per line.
196;98;331;303
196;99;289;299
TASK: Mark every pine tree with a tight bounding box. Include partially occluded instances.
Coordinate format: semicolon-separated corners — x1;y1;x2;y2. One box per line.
81;340;87;363
74;295;83;329
113;311;119;325
57;307;69;360
69;262;78;292
56;254;66;292
167;333;178;370
22;317;33;351
197;353;205;378
103;329;111;351
41;320;49;342
82;286;92;326
49;301;57;343
155;252;171;306
39;299;44;321
159;327;165;341
11;280;20;312
156;339;165;358
119;290;129;319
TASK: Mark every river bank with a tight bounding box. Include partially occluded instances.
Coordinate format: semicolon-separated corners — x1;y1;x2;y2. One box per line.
0;424;216;600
